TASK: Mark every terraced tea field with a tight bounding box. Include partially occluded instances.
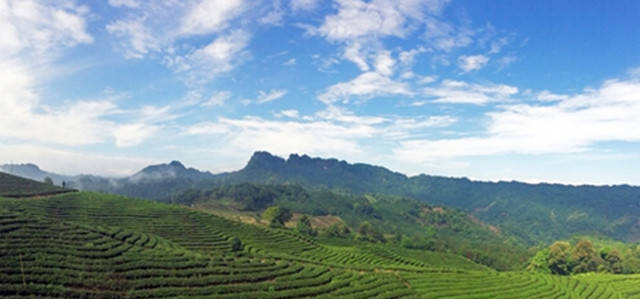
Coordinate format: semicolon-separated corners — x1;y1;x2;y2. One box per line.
0;173;71;198
1;191;640;298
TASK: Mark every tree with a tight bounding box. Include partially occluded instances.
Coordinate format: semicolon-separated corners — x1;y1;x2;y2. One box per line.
602;248;623;274
356;221;385;243
527;248;551;274
295;215;316;236
572;239;602;273
262;206;292;227
548;241;572;275
229;237;243;252
325;223;350;238
43;176;53;185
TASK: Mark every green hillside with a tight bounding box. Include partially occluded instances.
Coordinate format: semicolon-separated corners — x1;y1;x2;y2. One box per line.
169;183;528;270
0;172;71;197
50;151;640;247
1;191;640;298
211;152;640;245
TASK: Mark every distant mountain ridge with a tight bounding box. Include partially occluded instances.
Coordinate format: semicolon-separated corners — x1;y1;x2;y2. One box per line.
129;160;214;183
4;151;640;245
0;163;71;185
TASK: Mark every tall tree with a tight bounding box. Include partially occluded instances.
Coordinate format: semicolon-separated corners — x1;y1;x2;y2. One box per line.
572;239;602;273
603;248;623;274
548;241;572;275
295;215;316;236
262;206;292;227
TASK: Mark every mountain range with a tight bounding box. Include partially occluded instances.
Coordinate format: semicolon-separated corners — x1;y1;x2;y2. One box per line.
3;151;640;245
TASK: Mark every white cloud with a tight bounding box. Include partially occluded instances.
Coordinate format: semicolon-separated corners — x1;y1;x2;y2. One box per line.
180;0;247;36
395;77;640;164
284;58;296;66
418;75;437;84
113;123;160;147
319;72;413;104
425;18;473;52
169;30;251;84
0;144;155;177
257;89;288;104
186;117;368;158
0;0;93;59
316;0;447;41
0;1;161;150
458;54;489;72
185;122;230;135
107;18;160;59
537;90;569;102
0;60;118;146
489;37;509;54
105;0;253;82
374;50;395;76
184;105;457;168
290;0;319;11
260;4;284;26
398;47;426;66
343;42;370;71
422;79;518;105
203;91;231;107
108;0;140;8
277;109;300;118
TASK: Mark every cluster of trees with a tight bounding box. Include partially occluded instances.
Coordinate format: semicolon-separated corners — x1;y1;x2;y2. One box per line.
527;239;640;275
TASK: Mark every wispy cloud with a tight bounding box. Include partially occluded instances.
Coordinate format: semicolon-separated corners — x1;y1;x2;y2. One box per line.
319;72;413;104
203;91;232;107
396;76;640;164
458;55;489;73
419;79;518;105
257;89;288;104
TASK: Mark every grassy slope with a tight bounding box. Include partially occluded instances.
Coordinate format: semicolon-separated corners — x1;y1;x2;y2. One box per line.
170;183;530;270
0;192;638;298
0;172;70;197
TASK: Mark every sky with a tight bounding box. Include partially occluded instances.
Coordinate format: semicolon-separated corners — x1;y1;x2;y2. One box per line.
1;0;640;185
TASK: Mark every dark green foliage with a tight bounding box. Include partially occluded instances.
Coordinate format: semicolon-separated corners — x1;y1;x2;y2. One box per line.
572;240;602;273
602;248;623;274
212;152;640;246
170;183;529;270
296;215;316;236
356;221;386;243
529;238;638;275
230;237;243;252
548;241;572;275
263;205;292;227
527;248;551;274
37;151;640;250
43;176;53;185
325;223;351;238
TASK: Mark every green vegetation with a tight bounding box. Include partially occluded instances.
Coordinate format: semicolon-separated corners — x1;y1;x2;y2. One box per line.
2;191;640;298
41;151;640;250
209;152;640;246
4;164;640;298
169;183;529;270
0;172;72;197
262;205;293;227
529;237;640;275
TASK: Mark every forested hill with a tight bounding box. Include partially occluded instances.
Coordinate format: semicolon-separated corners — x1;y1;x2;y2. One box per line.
4;151;640;245
217;152;640;245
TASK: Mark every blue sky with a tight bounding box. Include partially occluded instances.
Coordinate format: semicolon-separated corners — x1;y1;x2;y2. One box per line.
1;0;640;185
